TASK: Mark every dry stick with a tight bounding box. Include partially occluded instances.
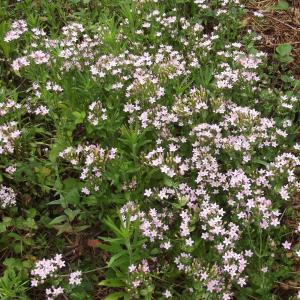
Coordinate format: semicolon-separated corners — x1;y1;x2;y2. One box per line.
256;41;300;47
267;15;299;31
245;8;299;33
275;281;300;290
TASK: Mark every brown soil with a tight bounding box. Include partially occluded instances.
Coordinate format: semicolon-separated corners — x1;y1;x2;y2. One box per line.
245;0;300;77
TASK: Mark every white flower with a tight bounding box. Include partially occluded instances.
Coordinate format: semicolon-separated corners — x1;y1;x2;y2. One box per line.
163;290;172;298
128;264;136;273
69;271;82;285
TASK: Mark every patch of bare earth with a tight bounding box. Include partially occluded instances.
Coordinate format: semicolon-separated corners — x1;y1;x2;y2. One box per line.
245;0;300;77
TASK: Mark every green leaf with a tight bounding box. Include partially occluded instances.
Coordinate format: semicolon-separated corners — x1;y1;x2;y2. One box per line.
49;142;67;162
140;285;154;296
63;177;79;190
73;225;90;232
163;177;178;188
65;188;80;206
276;43;292;56
253;158;268;166
280;74;292;83
7;233;21;240
72;111;86;124
293;80;300;89
64;208;80;222
108;250;128;268
0;223;7;233
47;199;64;206
0;22;11;58
275;44;293;63
104;217;125;237
49;215;68;225
53;223;73;235
84;195;98;206
99;279;124;288
273;0;289;10
23;218;37;229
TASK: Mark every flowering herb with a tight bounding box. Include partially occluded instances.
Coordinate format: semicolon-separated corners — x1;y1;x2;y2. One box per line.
0;0;299;299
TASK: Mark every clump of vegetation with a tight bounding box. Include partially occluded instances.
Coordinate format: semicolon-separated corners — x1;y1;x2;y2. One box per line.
0;0;299;299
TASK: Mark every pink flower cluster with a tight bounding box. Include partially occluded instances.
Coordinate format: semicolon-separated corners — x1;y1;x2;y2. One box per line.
87;101;107;126
31;254;82;299
0;121;21;155
59;144;117;194
4;20;27;42
45;286;64;300
0;185;16;208
31;254;66;286
5;1;300;298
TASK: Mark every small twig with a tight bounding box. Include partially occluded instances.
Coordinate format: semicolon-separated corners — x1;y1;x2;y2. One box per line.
82;266;108;274
275;281;300;290
256;41;300;48
267;15;299;31
59;266;107;278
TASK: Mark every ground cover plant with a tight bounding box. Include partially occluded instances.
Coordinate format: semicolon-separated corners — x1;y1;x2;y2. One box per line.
0;0;300;299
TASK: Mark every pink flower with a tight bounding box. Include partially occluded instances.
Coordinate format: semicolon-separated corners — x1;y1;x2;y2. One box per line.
282;240;291;250
69;271;82;285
